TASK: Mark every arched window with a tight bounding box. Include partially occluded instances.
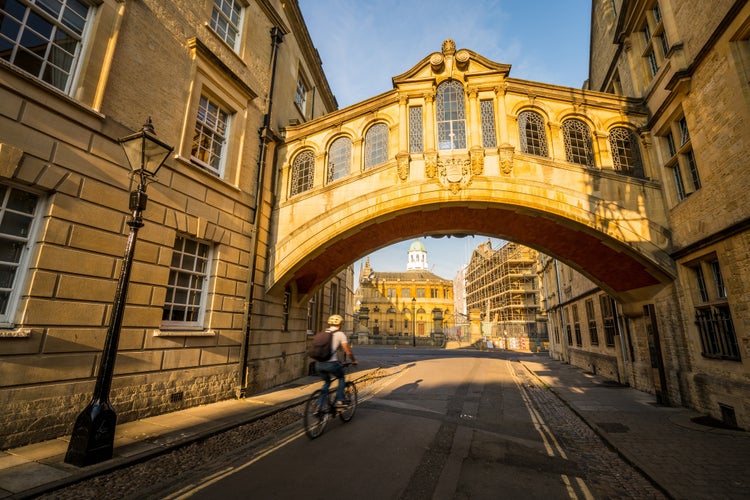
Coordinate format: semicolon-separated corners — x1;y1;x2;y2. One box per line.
290;150;315;196
327;137;352;183
436;80;467;150
563;119;595;167
364;123;389;169
518;110;548;157
609;127;644;177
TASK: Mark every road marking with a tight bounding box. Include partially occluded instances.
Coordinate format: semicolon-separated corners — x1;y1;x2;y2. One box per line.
509;360;594;500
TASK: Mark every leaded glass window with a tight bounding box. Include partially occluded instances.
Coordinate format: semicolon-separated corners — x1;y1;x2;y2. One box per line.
479;100;496;148
0;0;90;93
0;184;40;324
163;236;211;329
210;0;243;50
409;106;423;153
519;111;548;157
290;150;315;196
609;127;644;177
436;80;466;150
327;137;351;183
364;123;388;169
563;119;595;167
192;94;231;176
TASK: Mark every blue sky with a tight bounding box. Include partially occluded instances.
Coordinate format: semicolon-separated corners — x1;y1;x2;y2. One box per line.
297;0;592;280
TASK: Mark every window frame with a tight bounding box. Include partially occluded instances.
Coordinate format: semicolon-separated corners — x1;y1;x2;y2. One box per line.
295;70;310;118
660;115;701;203
191;93;232;177
408;106;424;153
0;0;93;94
435;80;467;151
290;149;315;196
688;256;740;361
518;110;549;157
326;136;352;184
563;118;595;168
364;122;389;169
609;126;645;177
161;235;213;331
209;0;244;51
0;183;44;327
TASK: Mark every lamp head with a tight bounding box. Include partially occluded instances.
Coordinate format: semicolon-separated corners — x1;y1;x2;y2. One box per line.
119;117;174;181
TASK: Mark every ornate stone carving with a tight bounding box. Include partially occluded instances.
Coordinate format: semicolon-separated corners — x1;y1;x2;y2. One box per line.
442;38;456;56
469;148;484;175
396;152;410;181
424;152;438;178
437;156;472;194
499;143;515;175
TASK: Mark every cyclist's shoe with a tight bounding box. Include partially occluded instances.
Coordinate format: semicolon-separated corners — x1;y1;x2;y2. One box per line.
334;399;350;408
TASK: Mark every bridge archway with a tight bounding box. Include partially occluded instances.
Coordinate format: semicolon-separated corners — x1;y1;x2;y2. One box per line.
269;38;674;305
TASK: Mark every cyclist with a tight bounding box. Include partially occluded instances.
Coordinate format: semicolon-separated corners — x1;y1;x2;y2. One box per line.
316;314;357;410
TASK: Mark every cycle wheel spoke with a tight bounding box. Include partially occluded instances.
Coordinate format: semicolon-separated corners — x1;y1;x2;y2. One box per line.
304;390;329;438
339;382;358;422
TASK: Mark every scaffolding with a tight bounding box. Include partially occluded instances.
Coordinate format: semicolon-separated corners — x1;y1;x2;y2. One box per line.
465;241;543;342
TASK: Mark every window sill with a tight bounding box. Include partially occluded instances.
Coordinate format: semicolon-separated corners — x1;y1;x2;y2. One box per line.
152;329;217;337
0;328;33;338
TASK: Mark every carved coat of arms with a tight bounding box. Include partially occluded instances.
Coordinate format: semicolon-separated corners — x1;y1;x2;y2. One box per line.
437;157;472;194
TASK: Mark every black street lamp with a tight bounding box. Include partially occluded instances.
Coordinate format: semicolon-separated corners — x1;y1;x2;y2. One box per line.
65;118;173;467
412;297;417;347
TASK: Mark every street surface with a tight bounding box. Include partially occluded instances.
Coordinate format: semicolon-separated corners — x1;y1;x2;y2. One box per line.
42;348;665;499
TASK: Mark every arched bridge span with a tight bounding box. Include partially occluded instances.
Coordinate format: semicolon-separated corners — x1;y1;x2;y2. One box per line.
268;40;675;304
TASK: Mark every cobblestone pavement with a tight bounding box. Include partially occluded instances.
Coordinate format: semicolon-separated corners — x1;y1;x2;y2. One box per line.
510;361;667;499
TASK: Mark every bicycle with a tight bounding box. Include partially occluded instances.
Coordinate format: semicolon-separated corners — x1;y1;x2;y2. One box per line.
303;362;358;439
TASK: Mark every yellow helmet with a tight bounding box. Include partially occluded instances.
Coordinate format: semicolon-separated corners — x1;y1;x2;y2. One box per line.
327;314;343;326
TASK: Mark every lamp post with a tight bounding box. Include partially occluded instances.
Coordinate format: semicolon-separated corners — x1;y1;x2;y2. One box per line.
411;297;417;347
65;118;173;467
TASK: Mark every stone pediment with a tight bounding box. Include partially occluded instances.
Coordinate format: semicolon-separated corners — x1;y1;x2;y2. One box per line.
392;38;511;87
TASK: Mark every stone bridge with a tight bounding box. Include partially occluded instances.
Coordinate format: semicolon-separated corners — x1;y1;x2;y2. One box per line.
269;40;674;305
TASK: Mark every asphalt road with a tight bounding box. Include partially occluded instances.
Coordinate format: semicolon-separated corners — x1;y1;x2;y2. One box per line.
167;347;622;499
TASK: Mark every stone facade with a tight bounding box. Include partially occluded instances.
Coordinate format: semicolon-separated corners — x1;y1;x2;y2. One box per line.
548;0;750;427
353;242;454;343
0;0;343;449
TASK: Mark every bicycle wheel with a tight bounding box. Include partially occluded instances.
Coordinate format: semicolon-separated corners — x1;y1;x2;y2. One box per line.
304;389;329;439
339;382;358;422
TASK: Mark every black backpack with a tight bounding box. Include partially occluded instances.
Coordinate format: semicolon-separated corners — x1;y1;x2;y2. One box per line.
308;329;335;361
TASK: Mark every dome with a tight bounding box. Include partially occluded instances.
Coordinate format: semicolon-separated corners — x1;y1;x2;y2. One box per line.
408;240;427;252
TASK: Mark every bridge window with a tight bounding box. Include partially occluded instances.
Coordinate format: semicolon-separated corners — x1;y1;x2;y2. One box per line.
162;236;211;329
518;111;548;157
327;137;352;183
609;127;644;177
0;0;91;93
192;94;231;176
209;0;243;51
409;106;424;152
436;80;467;150
364;123;389;169
480;100;497;148
690;257;740;360
290;150;315;196
563;119;595;167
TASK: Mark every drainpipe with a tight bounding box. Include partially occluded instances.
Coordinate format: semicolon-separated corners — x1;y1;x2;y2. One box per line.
238;26;284;397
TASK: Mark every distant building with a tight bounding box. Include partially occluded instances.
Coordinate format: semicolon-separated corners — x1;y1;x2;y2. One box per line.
354;240;454;339
465;241;546;348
